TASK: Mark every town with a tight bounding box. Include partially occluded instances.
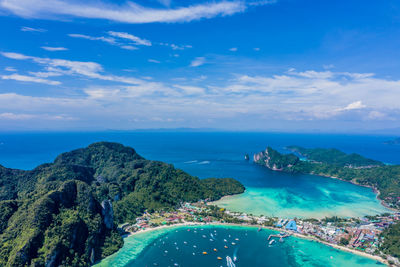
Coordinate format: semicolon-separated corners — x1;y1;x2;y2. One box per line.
119;201;400;266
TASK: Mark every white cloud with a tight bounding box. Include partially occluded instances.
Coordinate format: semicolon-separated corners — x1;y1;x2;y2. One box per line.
148;59;160;63
253;47;260;51
1;73;60;85
0;112;73;121
160;43;192;50
229;47;238;52
108;31;151;46
339;101;366;111
68;34;116;45
120;45;138;50
4;67;16;71
0;112;35;120
41;46;68;51
0;0;249;24
367;111;387;120
20;26;46;32
68;32;149;50
190;57;206;67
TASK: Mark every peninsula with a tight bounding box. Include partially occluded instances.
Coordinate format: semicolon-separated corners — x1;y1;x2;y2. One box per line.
0;142;244;267
254;146;400;210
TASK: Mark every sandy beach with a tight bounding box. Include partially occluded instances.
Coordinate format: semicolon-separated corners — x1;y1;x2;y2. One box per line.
126;222;389;266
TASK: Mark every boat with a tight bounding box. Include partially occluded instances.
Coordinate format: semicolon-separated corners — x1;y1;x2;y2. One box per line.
217;257;222;260
231;242;236;245
258;227;262;232
226;256;236;267
202;251;208;255
233;256;237;262
224;245;228;248
213;248;217;252
269;239;275;245
223;239;227;242
235;238;239;241
244;154;250;161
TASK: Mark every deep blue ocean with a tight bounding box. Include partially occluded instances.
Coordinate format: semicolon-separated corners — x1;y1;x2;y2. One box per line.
1;132;399;171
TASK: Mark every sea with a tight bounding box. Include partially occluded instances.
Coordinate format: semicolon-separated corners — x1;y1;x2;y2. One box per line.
0;131;398;266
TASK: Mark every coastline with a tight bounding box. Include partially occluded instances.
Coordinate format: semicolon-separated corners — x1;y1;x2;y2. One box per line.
314;172;398;213
122;222;389;266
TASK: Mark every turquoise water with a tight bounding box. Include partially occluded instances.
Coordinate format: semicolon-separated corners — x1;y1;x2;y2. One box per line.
1;132;397;265
0;132;393;218
96;225;384;267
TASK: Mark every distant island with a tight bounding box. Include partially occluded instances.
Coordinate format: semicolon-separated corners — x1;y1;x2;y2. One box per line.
253;146;400;210
384;137;400;145
0;142;244;267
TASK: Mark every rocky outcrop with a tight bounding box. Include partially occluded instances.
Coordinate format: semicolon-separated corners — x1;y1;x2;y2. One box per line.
101;200;114;229
253;147;299;171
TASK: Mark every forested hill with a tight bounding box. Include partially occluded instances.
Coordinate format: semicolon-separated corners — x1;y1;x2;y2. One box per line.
286;145;384;167
254;146;400;209
0;142;244;267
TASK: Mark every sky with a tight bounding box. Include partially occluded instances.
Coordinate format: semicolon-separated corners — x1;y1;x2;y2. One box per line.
0;0;400;133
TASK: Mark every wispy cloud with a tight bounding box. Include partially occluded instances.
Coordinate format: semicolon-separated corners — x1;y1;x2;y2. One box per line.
108;31;151;46
4;66;16;71
20;26;46;32
0;0;251;24
0;112;73;121
41;46;68;51
68;33;116;45
0;51;168;88
159;43;192;50
190;57;206;67
148;59;160;63
229;47;238;52
1;73;61;85
68;32;151;50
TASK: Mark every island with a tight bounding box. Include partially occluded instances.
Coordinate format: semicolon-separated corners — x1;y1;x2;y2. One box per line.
0;142;244;267
253;145;400;263
384;137;400;145
254;146;400;210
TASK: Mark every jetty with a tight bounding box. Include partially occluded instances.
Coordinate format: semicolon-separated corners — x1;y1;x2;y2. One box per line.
267;232;291;241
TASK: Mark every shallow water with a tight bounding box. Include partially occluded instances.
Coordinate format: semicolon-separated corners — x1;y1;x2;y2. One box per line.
0;132;393;218
95;225;384;267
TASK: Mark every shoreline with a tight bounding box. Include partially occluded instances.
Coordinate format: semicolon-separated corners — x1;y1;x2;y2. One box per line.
314;172;398;213
124;222;389;266
255;159;398;214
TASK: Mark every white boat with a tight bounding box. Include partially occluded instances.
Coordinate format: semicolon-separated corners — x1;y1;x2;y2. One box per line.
226;256;236;267
269;239;275;245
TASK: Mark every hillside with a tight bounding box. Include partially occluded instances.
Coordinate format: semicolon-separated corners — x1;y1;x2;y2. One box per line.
286;146;384;167
254;146;400;209
0;142;244;267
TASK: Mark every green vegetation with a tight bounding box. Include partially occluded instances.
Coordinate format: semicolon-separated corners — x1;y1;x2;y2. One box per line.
254;146;400;209
255;146;400;260
380;222;400;259
0;142;244;266
254;147;298;170
287;146;384;167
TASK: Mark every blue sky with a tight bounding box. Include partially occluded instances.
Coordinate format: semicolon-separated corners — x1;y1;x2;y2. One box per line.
0;0;400;132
